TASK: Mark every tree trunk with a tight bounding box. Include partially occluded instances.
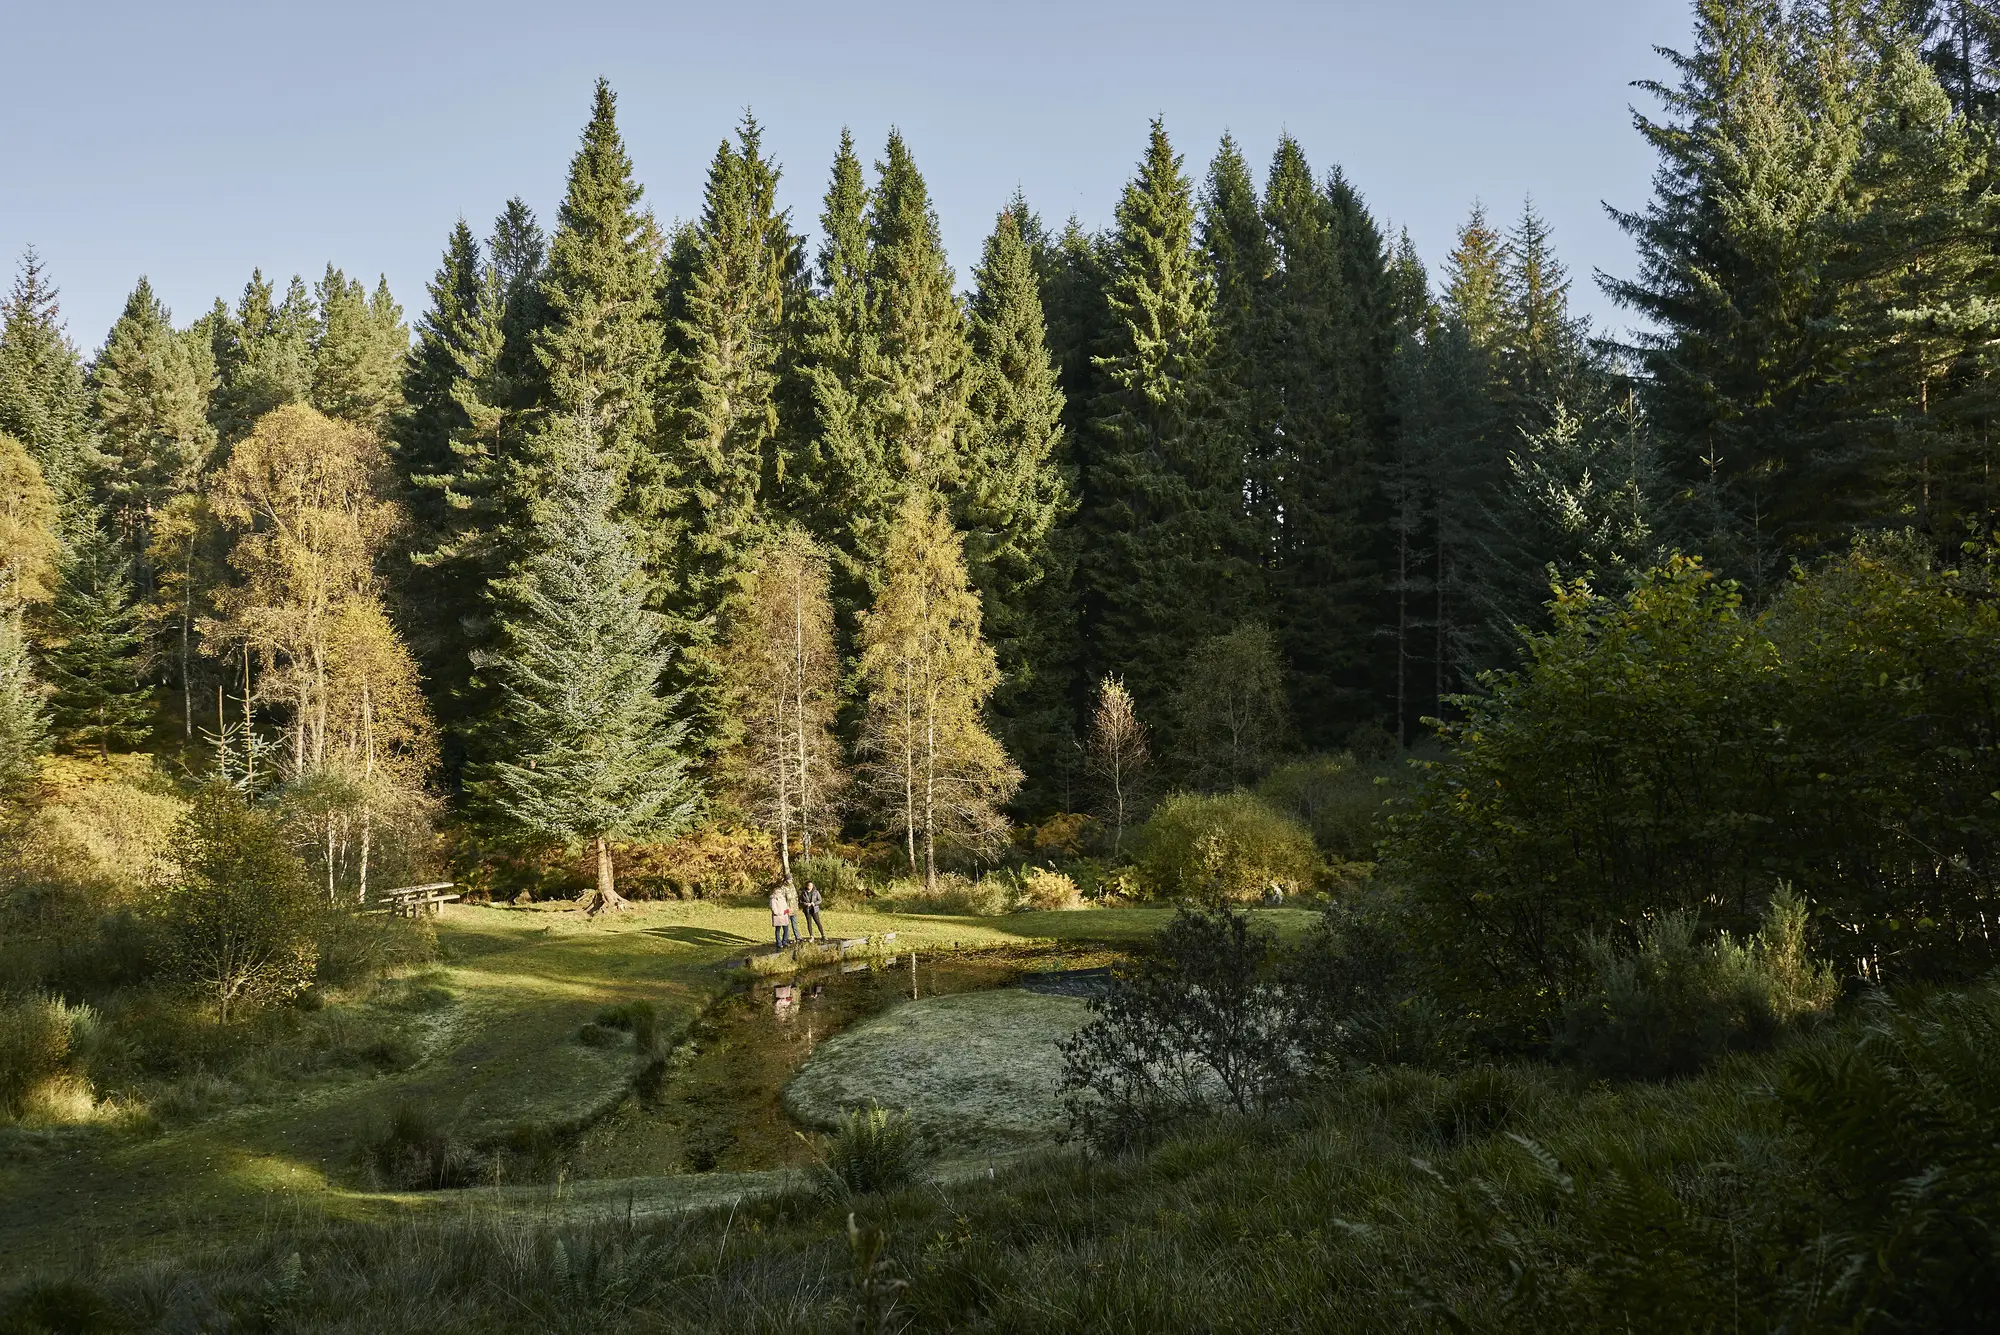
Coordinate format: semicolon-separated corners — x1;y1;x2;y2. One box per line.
582;833;629;916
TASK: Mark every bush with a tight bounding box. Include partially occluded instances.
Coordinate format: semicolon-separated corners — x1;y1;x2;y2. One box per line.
1015;866;1082;911
810;1101;924;1198
157;786;321;1023
1556;886;1838;1081
1060;906;1297;1150
0;993;79;1118
1133;792;1320;903
615;827;780;900
1257;753;1393;863
793;854;863;907
1019;813;1100;859
367;1101;481;1189
874;874;1011;916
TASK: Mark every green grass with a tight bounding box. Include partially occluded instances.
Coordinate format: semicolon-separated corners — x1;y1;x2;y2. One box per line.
0;1046;1810;1333
0;899;1228;1279
785;989;1090;1156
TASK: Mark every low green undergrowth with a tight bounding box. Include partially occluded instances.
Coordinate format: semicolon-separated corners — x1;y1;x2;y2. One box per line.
15;982;1995;1332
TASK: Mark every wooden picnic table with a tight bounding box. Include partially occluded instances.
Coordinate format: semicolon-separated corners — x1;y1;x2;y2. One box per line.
378;882;460;917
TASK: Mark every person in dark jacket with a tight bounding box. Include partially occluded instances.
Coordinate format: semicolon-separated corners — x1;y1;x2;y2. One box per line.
798;880;827;942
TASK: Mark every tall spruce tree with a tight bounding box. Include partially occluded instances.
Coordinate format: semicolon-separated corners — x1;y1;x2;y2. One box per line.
90;278;217;586
961;201;1077;809
395;219;511;774
530;79;664;549
39;515;153;757
1269;157;1396;744
0;249;95;511
210;271;317;445
657;113;803;762
470;426;698;914
1606;0;1858;590
784;127;875;563
1200;135;1279;584
1080;119;1229;720
311;266;407;430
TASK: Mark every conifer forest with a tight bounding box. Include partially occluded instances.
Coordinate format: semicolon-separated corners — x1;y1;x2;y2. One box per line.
8;1;2000;1330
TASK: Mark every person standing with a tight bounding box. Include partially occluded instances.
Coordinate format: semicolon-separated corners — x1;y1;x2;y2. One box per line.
770;883;794;948
798;879;827;942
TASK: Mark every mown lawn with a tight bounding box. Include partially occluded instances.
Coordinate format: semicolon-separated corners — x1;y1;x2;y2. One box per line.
0;900;1264;1279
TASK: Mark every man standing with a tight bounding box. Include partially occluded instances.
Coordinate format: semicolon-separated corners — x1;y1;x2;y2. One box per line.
798;879;827;943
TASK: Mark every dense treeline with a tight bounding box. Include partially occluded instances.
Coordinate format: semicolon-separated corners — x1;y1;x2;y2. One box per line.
7;0;2000;894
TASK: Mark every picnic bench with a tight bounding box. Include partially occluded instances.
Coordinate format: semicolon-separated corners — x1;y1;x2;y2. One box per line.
376;882;460;917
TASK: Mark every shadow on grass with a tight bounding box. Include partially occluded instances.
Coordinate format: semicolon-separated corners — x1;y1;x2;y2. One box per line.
645;926;760;949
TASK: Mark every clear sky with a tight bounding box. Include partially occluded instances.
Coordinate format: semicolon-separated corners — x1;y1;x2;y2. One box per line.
2;0;1691;356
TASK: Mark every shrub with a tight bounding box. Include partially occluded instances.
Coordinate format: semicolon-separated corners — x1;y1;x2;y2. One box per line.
1556;886;1839;1081
1257;753;1393;862
1016;866;1082;911
874;874;1011;916
156;786;320;1023
0;993;78;1118
810;1102;923;1198
1133;792;1320;903
793;854;863;906
1019;813;1100;859
615;827;780;900
1060;907;1297;1150
367;1101;480;1189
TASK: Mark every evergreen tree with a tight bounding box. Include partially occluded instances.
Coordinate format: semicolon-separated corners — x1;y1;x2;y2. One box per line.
1269;158;1395;744
39;515;153;757
90;277;217;584
864;131;972;497
658;113;803;760
1200;135;1279;582
395;219;509;770
210;271;316;444
784;127;875;563
1081;119;1228;720
530;79;664;543
1444;204;1506;350
1039;217;1115;457
0;249;95;510
1495;200;1594;426
1820;41;1997;534
1898;0;2000;118
470;426;698;914
962;202;1077;809
1606;0;1858;590
311;265;407;430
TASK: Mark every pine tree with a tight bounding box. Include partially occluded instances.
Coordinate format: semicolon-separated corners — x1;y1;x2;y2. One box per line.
658;113;804;761
1820;41;1997;535
858;487;1019;888
1606;0;1858;590
39;514;153;757
0;249;95;511
1200;135;1279;584
1443;204;1506;350
1496;200;1594;426
1899;0;2000;118
395;219;507;769
210;271;317;444
961;201;1077;810
530;79;664;541
864;131;972;496
471;426;699;913
783;127;875;562
1268;156;1395;745
90;277;217;585
1081;119;1228;720
311;266;407;430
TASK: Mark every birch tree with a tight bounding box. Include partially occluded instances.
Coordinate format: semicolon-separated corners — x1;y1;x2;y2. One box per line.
859;487;1019;889
722;527;843;882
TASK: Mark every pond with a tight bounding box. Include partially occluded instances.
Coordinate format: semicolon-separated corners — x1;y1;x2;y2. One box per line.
565;945;1111;1179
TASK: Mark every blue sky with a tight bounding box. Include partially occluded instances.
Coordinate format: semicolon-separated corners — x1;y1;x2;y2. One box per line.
2;0;1690;354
